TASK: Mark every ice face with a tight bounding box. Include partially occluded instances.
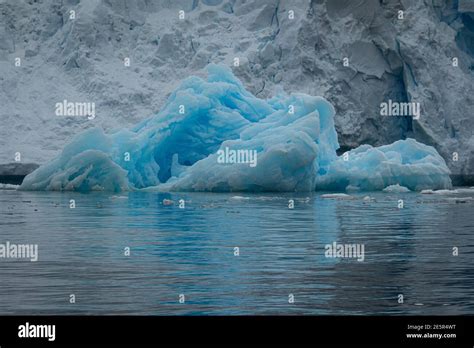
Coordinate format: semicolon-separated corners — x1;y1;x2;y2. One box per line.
315;139;452;192
20;65;452;192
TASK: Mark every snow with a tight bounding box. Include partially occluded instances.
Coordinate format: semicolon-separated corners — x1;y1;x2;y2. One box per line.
20;65;452;193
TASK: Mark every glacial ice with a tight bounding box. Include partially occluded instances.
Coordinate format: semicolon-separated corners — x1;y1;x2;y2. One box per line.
20;65;452;193
315;139;452;192
382;184;411;193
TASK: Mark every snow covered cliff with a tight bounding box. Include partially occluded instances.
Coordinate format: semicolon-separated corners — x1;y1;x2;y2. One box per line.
1;0;473;184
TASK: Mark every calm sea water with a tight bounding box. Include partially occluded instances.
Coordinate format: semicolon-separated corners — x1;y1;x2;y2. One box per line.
0;189;473;315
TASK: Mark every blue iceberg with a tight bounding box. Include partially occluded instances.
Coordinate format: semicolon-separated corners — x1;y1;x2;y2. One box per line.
315;139;452;192
20;65;451;192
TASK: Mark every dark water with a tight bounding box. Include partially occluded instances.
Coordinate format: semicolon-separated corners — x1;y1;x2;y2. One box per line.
0;189;473;315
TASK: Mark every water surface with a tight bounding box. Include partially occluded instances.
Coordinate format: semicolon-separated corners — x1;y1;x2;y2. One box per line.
0;189;473;315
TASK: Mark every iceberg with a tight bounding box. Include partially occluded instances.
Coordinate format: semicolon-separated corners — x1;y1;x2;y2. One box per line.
382;184;411;193
20;65;452;192
315;139;452;192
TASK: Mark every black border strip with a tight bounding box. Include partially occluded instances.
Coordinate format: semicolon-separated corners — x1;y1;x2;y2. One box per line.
0;315;473;346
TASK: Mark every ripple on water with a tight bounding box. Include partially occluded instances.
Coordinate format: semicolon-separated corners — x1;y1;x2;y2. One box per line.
0;190;473;314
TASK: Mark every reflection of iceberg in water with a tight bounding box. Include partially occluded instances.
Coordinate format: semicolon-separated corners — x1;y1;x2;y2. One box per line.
2;189;472;314
20;65;451;192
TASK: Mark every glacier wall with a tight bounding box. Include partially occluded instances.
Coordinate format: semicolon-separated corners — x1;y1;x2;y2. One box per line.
20;65;451;192
1;0;473;185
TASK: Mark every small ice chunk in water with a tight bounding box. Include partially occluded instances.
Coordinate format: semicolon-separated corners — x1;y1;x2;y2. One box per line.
382;184;411;193
321;193;355;200
421;189;458;195
0;184;19;190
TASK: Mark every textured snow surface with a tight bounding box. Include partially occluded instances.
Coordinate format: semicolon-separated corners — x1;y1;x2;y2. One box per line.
20;65;451;192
